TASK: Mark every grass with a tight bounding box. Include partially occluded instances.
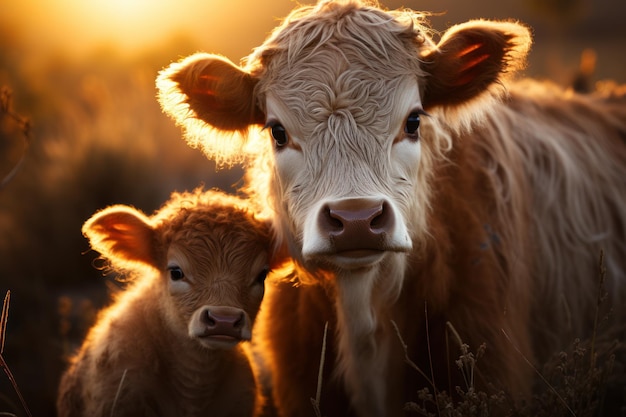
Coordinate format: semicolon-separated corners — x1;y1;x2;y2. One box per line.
311;322;330;417
394;330;624;417
0;35;242;414
301;319;624;417
110;369;129;417
391;251;626;417
0;292;32;417
0;87;33;417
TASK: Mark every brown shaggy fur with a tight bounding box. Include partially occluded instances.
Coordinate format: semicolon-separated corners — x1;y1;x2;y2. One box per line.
57;189;284;417
157;1;626;416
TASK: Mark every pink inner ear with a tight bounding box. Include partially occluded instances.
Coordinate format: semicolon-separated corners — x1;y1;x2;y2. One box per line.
191;89;216;97
193;74;220;97
458;43;490;73
200;74;220;82
190;75;221;104
421;21;530;110
458;43;482;57
110;222;137;233
460;54;490;72
456;50;491;87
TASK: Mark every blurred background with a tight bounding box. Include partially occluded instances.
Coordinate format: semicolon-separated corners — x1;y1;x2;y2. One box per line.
1;0;625;415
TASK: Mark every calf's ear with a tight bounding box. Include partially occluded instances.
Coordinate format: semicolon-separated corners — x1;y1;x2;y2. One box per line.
420;20;531;109
157;53;264;165
83;206;158;270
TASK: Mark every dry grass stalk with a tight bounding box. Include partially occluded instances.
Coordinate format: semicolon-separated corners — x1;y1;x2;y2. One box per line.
311;321;329;417
0;291;33;417
501;328;576;417
110;368;128;417
590;249;607;369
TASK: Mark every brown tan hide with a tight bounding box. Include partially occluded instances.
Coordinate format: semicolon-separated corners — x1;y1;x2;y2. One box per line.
57;189;284;417
157;1;626;416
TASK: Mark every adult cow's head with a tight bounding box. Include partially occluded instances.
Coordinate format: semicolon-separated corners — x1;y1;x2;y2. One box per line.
157;0;530;286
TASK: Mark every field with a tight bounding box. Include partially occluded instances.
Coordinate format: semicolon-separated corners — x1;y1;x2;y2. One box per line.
1;0;625;415
0;40;247;416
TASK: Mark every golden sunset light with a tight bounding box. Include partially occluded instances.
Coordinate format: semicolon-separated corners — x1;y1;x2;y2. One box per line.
54;0;198;50
3;0;301;60
2;0;624;80
1;0;625;415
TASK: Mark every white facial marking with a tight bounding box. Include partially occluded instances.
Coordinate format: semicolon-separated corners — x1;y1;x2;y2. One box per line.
267;82;422;270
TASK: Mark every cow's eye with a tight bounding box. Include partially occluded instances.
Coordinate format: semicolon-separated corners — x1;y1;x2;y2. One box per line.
168;266;185;281
268;123;289;148
404;112;421;136
255;266;270;284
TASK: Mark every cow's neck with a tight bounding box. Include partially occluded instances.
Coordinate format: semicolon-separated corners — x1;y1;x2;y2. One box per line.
333;253;407;417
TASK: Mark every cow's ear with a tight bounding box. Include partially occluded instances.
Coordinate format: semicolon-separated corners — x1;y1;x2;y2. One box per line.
157;53;264;164
420;20;531;109
83;206;159;270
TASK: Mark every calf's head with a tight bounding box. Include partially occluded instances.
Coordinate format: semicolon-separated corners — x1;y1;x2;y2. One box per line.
157;1;530;278
83;189;278;349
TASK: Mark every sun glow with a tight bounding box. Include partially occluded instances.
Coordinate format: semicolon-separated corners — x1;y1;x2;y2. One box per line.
4;0;295;58
49;0;223;54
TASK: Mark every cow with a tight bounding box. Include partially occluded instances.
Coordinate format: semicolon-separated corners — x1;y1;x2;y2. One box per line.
57;188;285;416
156;1;626;416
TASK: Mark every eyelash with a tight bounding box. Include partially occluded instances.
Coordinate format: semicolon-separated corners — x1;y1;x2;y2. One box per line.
404;110;428;140
264;121;289;148
168;265;185;281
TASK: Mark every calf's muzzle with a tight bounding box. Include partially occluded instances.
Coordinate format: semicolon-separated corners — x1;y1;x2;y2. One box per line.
196;306;249;340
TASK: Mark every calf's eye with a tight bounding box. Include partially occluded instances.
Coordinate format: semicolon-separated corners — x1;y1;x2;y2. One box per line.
404;112;421;136
268;123;289;148
255;267;270;284
168;266;185;281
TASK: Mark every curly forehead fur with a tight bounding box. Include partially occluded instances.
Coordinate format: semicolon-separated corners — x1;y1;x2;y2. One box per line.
153;189;272;261
247;0;429;123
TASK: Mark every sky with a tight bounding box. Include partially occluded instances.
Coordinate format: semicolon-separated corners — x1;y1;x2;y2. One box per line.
3;0;297;61
2;0;625;80
0;0;605;54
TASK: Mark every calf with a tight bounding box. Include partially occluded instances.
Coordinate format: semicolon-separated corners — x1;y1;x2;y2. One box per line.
57;189;281;417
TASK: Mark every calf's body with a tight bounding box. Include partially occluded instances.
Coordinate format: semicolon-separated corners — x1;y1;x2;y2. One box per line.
57;189;279;417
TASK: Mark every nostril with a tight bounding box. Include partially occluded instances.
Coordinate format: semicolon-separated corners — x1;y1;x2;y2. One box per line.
233;312;245;330
320;204;345;234
201;309;216;327
370;201;392;232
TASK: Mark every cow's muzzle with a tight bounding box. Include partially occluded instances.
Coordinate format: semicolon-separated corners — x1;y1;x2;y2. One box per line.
320;198;392;251
304;197;411;268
